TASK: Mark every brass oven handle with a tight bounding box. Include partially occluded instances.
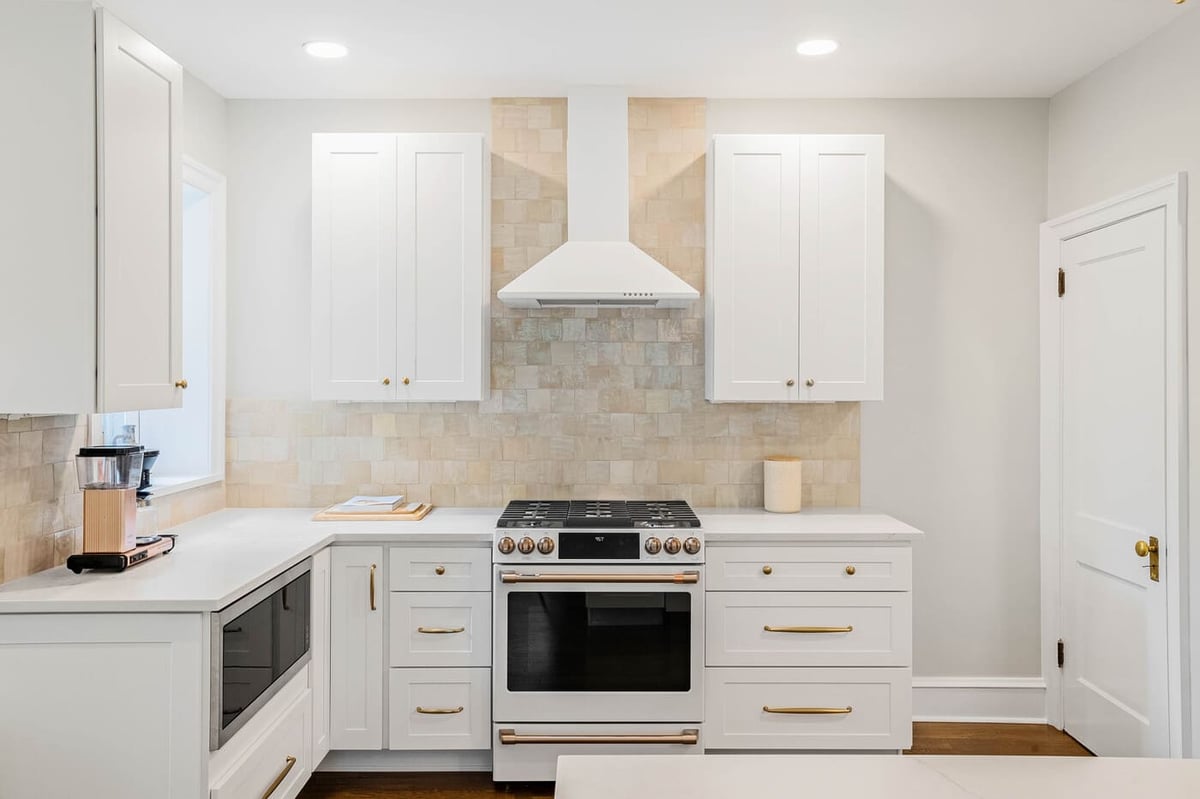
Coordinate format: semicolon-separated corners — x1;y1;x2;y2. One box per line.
417;626;466;634
498;729;700;746
763;625;854;634
369;564;377;611
260;755;297;799
763;706;853;715
416;706;464;714
500;572;699;585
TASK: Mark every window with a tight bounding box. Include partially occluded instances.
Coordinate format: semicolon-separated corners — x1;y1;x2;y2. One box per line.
94;158;226;497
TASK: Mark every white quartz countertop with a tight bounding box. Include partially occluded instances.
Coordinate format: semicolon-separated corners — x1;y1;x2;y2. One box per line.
554;754;1200;799
0;506;920;614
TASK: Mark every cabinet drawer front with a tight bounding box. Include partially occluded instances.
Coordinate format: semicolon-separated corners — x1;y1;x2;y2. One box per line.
707;592;911;667
707;546;910;591
388;547;491;592
388;668;490;751
389;592;491;667
705;667;911;750
210;689;311;799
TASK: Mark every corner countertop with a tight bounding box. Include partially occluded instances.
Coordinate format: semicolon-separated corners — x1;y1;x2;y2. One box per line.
0;506;921;614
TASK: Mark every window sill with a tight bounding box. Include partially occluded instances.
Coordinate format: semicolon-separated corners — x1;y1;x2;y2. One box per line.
146;473;223;499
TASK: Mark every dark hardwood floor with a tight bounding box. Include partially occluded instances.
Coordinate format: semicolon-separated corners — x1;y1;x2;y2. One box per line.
298;723;1091;798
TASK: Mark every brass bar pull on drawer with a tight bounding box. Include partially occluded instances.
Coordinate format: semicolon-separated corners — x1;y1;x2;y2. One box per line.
762;706;853;715
500;571;700;585
260;755;297;799
417;626;466;634
369;564;377;611
498;729;700;746
416;706;464;714
763;625;854;634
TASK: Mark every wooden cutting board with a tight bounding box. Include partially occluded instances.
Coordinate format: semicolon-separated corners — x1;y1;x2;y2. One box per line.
312;503;434;522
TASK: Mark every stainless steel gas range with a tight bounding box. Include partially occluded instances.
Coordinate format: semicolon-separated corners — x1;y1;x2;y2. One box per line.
491;500;705;782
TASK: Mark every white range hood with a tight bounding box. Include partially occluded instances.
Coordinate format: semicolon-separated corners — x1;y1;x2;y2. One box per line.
497;89;700;309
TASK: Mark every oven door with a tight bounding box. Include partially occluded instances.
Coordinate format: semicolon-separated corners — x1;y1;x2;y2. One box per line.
493;565;703;723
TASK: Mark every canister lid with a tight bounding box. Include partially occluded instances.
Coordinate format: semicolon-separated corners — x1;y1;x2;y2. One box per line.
77;445;144;457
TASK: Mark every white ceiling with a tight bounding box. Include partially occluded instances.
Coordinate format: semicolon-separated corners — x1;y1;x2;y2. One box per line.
98;0;1192;100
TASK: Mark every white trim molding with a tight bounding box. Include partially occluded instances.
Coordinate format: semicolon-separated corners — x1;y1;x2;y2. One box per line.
913;677;1047;724
1039;173;1190;755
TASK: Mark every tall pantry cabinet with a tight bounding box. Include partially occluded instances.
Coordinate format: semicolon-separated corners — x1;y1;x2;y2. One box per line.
1;4;183;414
707;134;885;403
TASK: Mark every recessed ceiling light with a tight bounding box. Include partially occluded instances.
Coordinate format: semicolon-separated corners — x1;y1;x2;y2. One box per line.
796;39;839;56
303;41;348;59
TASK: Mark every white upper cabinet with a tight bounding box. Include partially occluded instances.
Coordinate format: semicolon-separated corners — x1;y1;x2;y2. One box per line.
707;133;885;403
312;134;399;402
312;133;487;403
96;10;184;412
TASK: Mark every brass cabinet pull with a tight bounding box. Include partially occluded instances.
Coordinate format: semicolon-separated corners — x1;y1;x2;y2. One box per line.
763;706;853;715
369;564;377;611
786;378;796;387
402;377;411;385
417;626;465;634
382;377;391;386
498;729;699;746
260;755;297;799
175;379;188;389
416;706;464;715
845;565;857;575
762;565;773;575
805;378;816;387
500;571;699;585
763;625;854;634
435;565;446;575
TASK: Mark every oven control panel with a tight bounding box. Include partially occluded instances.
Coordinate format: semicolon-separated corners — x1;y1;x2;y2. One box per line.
493;530;703;563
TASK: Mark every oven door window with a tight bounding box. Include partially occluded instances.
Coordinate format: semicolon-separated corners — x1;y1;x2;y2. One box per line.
221;572;310;732
507;590;691;692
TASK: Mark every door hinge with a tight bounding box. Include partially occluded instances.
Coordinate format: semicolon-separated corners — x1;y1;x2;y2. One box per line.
1058;268;1065;298
1057;639;1065;668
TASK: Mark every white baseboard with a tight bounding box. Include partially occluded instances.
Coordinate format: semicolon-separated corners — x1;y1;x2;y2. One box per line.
317;749;492;772
913;677;1048;724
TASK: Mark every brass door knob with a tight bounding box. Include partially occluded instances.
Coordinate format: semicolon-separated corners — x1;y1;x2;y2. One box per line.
805;378;815;388
786;379;796;387
382;377;391;386
175;379;188;389
402;377;411;385
762;565;773;575
1135;540;1156;557
845;565;856;575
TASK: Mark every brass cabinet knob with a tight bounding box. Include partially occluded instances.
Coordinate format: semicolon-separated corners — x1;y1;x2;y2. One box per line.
402;377;411;385
805;378;816;387
786;379;796;387
762;565;773;575
382;377;391;386
845;565;856;576
175;379;188;389
435;565;446;575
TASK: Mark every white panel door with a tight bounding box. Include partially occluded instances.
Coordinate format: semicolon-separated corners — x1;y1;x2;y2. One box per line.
96;9;183;412
309;547;332;766
710;135;800;402
329;547;384;750
396;134;485;401
799;134;885;401
1060;209;1169;756
312;134;398;401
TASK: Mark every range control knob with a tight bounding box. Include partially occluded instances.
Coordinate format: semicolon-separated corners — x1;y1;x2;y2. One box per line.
683;537;702;555
644;537;663;555
664;537;682;555
497;537;516;555
517;537;536;555
537;536;555;555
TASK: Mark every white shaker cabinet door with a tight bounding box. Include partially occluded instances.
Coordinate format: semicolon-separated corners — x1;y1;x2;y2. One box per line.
96;9;183;412
396;134;486;401
708;135;801;402
329;546;384;750
312;134;399;401
798;134;885;401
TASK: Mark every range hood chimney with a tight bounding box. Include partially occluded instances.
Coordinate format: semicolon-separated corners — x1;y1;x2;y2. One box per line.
497;88;700;309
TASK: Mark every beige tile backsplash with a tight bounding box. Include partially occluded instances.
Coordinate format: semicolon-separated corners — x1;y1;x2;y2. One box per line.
226;98;861;511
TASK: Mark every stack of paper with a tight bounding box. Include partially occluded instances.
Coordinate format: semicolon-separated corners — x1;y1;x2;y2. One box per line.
332;495;406;513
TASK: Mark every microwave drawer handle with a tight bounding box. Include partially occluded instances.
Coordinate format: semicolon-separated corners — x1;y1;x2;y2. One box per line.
260;755;297;799
498;728;699;746
500;572;699;585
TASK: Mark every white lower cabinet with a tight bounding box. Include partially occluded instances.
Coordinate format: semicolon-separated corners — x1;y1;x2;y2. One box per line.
329;546;384;750
389;668;491;750
210;687;312;799
704;667;910;750
389;591;491;667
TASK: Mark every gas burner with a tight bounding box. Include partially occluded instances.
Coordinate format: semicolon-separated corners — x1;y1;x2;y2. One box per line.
496;499;701;530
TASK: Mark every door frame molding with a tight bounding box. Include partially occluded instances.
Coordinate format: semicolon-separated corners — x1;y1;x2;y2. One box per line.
1039;173;1188;754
